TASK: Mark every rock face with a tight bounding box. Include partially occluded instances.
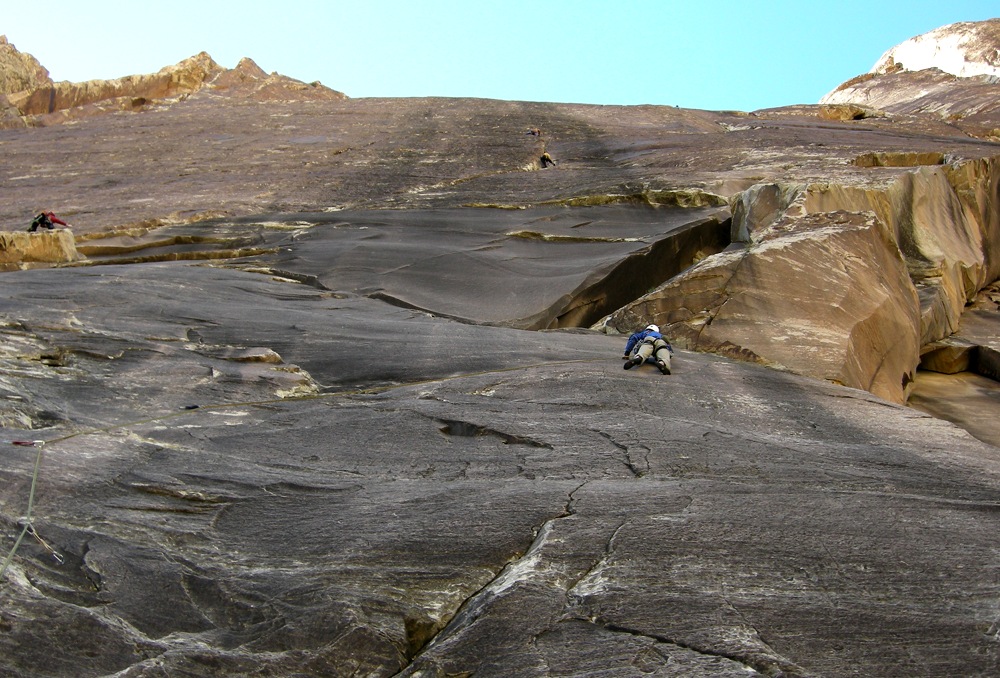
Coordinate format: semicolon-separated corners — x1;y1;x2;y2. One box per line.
1;22;1000;677
820;19;1000;138
607;157;1000;403
0;229;81;268
871;19;1000;79
0;40;344;129
608;208;921;402
0;35;50;93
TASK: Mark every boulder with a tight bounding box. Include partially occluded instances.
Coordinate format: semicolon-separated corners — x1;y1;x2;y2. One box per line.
608;209;920;403
919;338;977;373
0;230;82;267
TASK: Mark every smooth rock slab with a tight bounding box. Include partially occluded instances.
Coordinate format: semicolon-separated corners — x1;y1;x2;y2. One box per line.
1;263;1000;677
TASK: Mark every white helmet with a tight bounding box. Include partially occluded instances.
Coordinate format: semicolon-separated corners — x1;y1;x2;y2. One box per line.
645;324;659;333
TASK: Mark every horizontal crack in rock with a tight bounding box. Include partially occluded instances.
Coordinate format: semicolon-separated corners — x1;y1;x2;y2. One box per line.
438;418;553;449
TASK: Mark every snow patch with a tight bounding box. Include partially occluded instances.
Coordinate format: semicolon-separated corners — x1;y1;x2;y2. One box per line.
873;21;1000;79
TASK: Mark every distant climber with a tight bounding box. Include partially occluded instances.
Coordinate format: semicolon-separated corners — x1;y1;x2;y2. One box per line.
540;152;556;168
28;211;70;232
622;324;673;375
526;128;542;136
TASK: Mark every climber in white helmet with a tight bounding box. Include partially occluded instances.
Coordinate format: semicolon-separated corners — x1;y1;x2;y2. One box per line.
622;323;673;375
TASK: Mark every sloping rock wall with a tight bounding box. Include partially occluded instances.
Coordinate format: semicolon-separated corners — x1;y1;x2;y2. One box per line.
606;156;1000;403
609;210;920;402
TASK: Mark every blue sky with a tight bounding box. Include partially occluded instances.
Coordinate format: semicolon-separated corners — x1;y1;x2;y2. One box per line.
3;1;997;111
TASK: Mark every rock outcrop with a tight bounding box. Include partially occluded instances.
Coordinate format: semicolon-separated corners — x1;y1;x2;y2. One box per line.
606;155;1000;404
0;229;81;268
1;21;1000;677
820;19;1000;140
0;40;345;129
607;207;922;402
871;19;1000;79
0;35;50;93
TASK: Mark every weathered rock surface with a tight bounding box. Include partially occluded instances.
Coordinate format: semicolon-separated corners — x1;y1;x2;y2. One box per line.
0;229;81;268
607;209;922;402
821;19;1000;140
0;40;344;129
607;154;1000;404
1;21;1000;677
0;35;49;93
3;264;1000;678
872;19;1000;79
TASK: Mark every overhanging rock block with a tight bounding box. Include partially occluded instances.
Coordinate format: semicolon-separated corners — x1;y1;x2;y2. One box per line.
0;229;83;266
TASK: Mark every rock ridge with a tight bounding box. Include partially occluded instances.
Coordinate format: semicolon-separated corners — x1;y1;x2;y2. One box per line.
0;39;345;129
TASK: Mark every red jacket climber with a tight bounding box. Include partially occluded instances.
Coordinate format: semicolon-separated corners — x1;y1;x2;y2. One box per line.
28;211;69;232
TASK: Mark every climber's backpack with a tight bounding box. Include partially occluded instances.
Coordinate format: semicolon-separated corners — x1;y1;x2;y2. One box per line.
28;213;49;232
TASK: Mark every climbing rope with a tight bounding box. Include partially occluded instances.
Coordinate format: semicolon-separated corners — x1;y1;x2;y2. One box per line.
1;440;63;580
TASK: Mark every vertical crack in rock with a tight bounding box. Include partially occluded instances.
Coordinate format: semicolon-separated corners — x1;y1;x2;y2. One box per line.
697;246;751;342
399;482;589;668
563;519;628;607
592;429;650;477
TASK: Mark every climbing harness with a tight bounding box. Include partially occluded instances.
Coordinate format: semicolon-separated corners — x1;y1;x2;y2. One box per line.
1;440;64;580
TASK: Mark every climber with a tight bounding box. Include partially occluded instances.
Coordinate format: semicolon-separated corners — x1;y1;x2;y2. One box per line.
27;211;69;232
540;152;556;168
622;324;673;375
526;128;542;136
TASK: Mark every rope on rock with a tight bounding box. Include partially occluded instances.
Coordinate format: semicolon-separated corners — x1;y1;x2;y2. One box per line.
1;440;63;581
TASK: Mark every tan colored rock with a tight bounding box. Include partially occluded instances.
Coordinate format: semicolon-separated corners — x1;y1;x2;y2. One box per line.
0;229;82;266
0;35;51;94
852;151;945;168
7;52;225;116
611;209;921;403
207;57;346;102
818;103;880;121
802;160;998;345
920;339;977;373
2;50;345;123
608;153;1000;404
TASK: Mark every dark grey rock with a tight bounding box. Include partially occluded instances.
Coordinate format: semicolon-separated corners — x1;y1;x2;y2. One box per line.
2;259;1000;677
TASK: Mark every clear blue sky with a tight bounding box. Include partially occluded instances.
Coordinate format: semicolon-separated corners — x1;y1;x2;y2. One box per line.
3;1;997;111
